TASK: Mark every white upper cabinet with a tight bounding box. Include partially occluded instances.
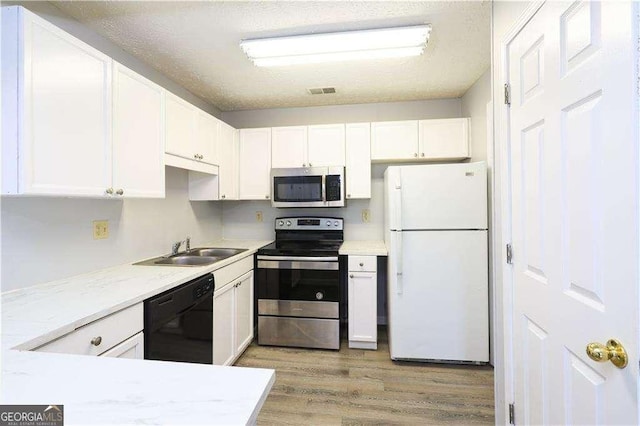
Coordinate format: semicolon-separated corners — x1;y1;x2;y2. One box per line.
238;128;271;200
372;119;470;162
419;118;470;160
112;62;165;198
218;121;239;200
165;92;219;174
2;7;113;196
345;123;371;199
195;111;219;166
307;124;346;167
271;126;307;168
164;92;196;159
371;121;419;161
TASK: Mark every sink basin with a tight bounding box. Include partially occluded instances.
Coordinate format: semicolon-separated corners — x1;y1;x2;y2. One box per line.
152;256;222;266
133;247;247;267
186;248;247;257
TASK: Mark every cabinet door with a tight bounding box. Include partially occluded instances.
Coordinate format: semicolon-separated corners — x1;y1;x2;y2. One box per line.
213;283;235;366
101;332;144;359
348;271;377;343
165;92;196;159
271;126;307;168
19;9;112;196
218;122;238;200
234;271;254;355
195;112;219;165
307;124;345;167
345;123;371;199
238;128;271;200
370;121;419;161
419;118;470;159
112;63;164;198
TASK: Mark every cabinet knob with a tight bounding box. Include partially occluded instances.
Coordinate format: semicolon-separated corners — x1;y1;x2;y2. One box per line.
414;153;418;158
116;189;124;196
347;194;351;198
302;163;306;167
221;194;226;199
199;154;204;160
350;274;354;279
309;163;312;167
359;262;364;267
421;153;425;157
265;195;270;199
91;336;102;346
105;187;114;195
194;154;199;159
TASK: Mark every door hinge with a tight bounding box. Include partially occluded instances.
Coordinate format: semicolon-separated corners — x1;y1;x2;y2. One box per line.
509;403;515;424
506;243;513;264
504;83;511;105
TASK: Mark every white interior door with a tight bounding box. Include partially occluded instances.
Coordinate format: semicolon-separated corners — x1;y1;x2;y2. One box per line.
508;1;638;424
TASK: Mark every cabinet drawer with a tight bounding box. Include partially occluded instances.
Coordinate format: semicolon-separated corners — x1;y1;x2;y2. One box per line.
35;303;143;356
214;255;253;291
348;256;377;272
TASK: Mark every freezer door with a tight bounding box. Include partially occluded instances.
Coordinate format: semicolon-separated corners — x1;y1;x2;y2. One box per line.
387;230;489;362
400;162;487;230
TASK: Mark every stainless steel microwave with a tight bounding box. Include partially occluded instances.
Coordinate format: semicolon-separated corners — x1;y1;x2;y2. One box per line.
271;166;345;208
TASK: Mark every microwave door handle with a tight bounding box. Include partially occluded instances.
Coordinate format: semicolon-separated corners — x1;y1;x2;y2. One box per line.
322;174;326;203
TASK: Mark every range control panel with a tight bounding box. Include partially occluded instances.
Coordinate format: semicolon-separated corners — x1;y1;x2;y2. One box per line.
275;217;343;231
193;275;214;299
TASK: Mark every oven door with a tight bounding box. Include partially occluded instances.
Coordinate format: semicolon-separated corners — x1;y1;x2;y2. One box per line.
256;255;340;303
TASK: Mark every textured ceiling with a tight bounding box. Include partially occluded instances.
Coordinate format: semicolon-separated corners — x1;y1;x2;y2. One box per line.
52;1;491;111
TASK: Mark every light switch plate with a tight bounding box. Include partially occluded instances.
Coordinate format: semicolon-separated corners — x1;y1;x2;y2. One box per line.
93;220;109;239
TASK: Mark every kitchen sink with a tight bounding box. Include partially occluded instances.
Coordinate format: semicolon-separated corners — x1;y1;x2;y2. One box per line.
186;248;247;257
133;247;247;267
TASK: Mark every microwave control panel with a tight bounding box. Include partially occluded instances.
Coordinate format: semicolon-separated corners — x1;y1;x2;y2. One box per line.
326;175;342;201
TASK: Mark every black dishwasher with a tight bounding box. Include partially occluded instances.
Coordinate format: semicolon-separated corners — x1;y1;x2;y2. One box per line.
144;273;214;364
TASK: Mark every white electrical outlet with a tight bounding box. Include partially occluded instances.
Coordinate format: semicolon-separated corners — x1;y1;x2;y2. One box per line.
93;220;109;239
362;209;371;223
256;211;263;222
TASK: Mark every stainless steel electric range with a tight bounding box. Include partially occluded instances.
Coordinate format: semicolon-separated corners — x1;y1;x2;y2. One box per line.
255;216;344;350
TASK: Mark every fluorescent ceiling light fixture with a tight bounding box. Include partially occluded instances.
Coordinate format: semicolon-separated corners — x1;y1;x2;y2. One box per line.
240;25;431;67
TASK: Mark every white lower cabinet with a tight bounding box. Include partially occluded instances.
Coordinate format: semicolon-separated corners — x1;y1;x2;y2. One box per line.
348;256;377;350
34;303;143;356
101;332;144;359
213;257;254;366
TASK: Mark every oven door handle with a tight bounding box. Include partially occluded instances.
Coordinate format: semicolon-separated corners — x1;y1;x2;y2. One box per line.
322;174;326;203
257;260;339;271
257;255;338;262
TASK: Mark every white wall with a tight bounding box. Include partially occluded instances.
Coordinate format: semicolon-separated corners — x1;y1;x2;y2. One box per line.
222;98;462;128
462;69;491;163
491;1;532;424
1;168;223;292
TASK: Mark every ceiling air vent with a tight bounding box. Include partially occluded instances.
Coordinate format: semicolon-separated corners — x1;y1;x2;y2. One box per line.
307;87;336;95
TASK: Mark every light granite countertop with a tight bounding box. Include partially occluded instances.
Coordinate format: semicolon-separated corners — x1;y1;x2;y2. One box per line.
1;239;275;425
339;240;388;256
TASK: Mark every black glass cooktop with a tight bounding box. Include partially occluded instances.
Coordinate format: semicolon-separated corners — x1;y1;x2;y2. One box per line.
257;240;342;256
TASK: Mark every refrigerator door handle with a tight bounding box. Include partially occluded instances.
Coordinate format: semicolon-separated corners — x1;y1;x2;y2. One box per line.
396;231;403;295
394;169;402;231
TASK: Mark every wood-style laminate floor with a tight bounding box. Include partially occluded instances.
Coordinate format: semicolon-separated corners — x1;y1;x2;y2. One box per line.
235;327;494;425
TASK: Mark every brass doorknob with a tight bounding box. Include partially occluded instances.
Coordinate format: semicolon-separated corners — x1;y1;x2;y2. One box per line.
586;339;628;369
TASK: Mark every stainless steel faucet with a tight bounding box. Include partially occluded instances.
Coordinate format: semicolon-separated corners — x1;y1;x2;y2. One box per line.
171;236;191;255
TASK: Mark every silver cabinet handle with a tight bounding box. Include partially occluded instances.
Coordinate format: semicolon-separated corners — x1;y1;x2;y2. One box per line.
116;189;124;196
105;187;114;195
359;262;364;267
350;274;354;278
414;153;418;158
91;336;102;346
